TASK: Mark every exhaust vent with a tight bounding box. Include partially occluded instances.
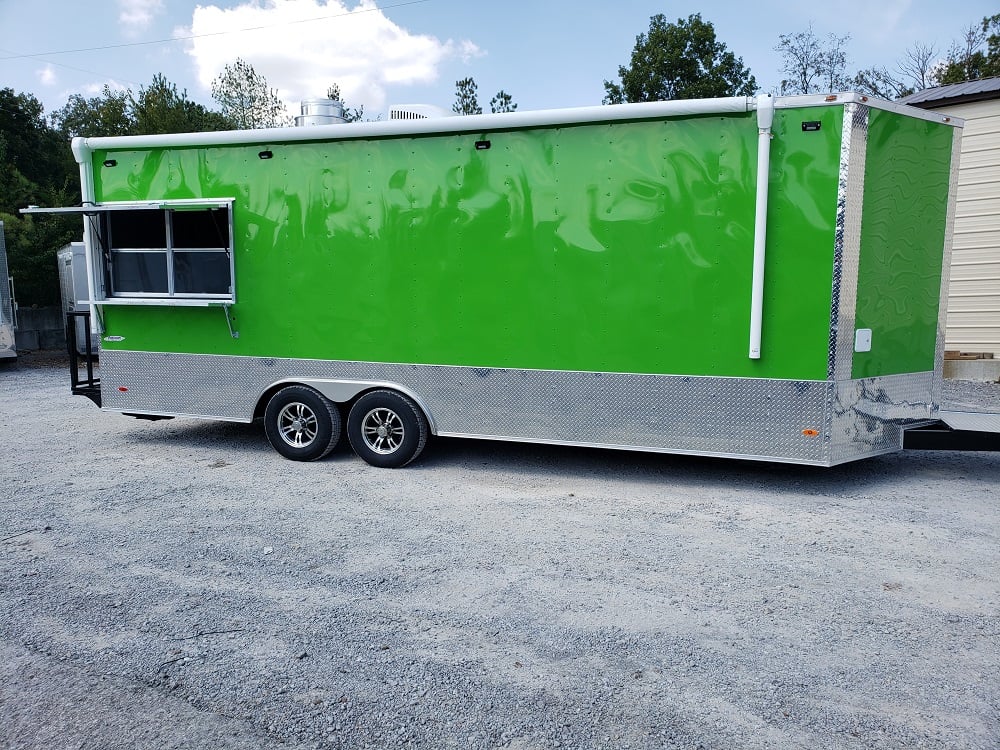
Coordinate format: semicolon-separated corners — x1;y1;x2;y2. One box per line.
294;98;347;127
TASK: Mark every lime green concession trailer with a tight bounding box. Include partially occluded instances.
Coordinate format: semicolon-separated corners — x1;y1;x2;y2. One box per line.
28;93;962;467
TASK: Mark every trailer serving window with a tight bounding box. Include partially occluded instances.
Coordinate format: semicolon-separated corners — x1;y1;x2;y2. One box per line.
103;207;232;297
97;206;233;298
21;199;236;304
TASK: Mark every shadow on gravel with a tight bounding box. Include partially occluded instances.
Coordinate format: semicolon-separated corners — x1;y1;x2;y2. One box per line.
119;418;267;455
8;349;72;369
115;414;999;494
118;417;363;462
422;437;948;494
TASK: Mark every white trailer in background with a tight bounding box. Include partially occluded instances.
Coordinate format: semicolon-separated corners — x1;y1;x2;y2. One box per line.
0;221;17;362
58;241;99;356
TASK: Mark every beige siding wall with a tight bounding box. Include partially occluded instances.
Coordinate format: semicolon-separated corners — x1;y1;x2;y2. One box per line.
934;99;1000;356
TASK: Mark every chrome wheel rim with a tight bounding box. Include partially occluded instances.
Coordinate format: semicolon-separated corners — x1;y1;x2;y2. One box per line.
361;408;404;455
277;402;318;448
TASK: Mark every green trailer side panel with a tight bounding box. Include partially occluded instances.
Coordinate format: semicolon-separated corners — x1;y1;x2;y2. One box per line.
853;110;954;378
92;109;842;380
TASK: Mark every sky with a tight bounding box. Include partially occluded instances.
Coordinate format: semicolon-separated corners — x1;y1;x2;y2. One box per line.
0;0;996;122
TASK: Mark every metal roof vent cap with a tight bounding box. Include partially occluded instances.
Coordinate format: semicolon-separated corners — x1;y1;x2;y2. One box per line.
295;98;347;127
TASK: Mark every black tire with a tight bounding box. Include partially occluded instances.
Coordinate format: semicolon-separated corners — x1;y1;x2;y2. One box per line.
347;389;429;468
264;385;341;462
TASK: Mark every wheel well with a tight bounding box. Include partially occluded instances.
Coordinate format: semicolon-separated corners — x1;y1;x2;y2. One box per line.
253;384;285;421
253;382;434;432
252;382;369;422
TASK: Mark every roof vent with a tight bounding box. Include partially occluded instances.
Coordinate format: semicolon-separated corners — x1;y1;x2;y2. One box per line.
295;98;347;127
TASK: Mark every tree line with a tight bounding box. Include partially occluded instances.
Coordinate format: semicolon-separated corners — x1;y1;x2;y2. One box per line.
605;12;1000;103
3;13;997;307
0;59;359;306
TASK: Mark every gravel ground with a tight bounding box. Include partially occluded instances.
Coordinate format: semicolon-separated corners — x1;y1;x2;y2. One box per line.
1;353;998;750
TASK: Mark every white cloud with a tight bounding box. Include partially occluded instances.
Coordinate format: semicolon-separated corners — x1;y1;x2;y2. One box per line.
177;0;483;114
118;0;165;35
37;65;57;87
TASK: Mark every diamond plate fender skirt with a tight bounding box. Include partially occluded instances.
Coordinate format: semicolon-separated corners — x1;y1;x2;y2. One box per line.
98;351;937;466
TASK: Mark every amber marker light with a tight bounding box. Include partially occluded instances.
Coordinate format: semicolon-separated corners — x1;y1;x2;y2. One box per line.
802;429;819;437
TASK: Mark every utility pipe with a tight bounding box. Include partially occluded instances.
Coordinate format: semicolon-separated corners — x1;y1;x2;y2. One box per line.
748;94;774;360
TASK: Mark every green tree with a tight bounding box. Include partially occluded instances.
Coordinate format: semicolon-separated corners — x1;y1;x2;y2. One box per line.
325;83;365;123
0;89;79;306
0;89;72;198
52;75;231;137
1;211;78;305
133;74;231;135
50;86;135;139
603;13;756;103
937;15;1000;84
211;58;289;129
775;25;851;95
489;90;517;113
452;77;482;115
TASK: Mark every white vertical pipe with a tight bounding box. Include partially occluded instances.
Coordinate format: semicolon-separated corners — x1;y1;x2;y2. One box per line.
748;94;774;360
71;137;103;329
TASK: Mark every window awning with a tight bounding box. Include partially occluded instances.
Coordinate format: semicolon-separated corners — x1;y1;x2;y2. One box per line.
20;198;235;215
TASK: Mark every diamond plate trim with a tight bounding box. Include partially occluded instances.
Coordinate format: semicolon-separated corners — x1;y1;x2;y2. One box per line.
828;103;869;383
828;371;936;464
100;352;939;466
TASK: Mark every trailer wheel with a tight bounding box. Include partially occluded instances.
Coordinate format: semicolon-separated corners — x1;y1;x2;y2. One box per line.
264;386;341;462
347;390;429;468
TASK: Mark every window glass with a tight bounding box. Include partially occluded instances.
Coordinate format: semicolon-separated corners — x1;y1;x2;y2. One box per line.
172;208;229;249
108;211;167;248
174;251;231;294
111;251;168;293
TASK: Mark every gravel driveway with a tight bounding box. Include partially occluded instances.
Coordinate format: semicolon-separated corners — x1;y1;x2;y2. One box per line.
1;355;998;749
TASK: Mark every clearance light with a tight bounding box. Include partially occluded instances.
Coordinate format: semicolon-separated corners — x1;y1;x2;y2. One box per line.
802;429;819;437
825;95;838;102
118;387;128;392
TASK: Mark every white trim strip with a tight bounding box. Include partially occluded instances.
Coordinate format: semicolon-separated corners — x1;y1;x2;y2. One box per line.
74;98;754;153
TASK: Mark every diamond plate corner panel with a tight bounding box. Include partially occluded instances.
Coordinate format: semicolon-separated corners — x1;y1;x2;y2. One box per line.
827;372;936;464
828;103;869;382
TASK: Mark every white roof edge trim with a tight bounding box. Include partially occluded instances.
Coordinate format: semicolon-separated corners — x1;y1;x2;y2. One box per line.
74;98;754;155
770;91;964;127
69;93;961;162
